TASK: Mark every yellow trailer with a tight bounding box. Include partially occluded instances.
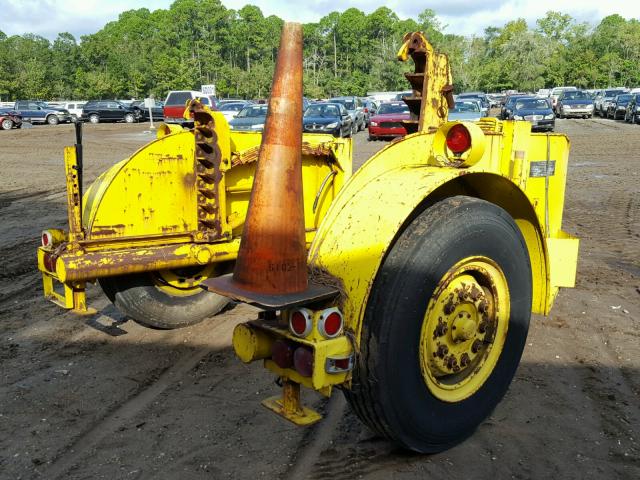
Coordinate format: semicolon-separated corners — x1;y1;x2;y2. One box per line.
37;101;351;329
205;28;579;452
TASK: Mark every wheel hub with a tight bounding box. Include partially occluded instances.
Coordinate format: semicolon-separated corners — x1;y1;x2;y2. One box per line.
420;257;509;402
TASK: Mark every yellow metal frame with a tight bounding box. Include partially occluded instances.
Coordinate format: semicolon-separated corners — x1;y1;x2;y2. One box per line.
38;113;352;313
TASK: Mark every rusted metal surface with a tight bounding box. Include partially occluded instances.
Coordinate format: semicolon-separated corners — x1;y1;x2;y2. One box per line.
231;142;336;167
222;22;308;295
201;274;338;310
56;243;236;282
397;31;453;134
188;100;224;240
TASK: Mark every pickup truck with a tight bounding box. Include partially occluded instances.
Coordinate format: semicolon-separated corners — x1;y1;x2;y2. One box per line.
13;100;72;125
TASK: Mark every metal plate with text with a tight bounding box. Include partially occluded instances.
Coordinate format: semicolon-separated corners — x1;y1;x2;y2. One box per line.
530;160;556;177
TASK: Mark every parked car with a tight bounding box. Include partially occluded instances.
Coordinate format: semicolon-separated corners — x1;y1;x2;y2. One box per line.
594;89;627;117
81;100;142;123
50;101;85;121
329;96;365;132
624;93;640;124
163;91;218;124
303;102;353;137
228;104;268;131
394;90;412;100
218;101;252;123
448;101;484;122
457;92;490;115
555;90;594;119
130;100;164;121
361;98;379;127
549;86;577;112
368;101;410;140
607;93;633;120
511;97;555;131
487;93;506;107
501;95;533;119
0;108;22;130
13;100;72;125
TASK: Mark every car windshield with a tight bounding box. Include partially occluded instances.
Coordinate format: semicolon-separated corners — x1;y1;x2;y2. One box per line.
451;102;480;113
305;104;340;117
516;99;550;110
605;89;625;98
562;91;589;100
237;105;268;118
331;99;355;110
506;96;529;106
35;101;50;108
377;103;409;114
616;94;632;102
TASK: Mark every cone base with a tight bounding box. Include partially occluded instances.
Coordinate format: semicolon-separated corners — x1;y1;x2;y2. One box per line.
201;274;339;310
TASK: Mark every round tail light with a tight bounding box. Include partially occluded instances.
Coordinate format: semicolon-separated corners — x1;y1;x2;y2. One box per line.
42;231;53;247
318;308;343;338
446;124;472;155
289;309;312;337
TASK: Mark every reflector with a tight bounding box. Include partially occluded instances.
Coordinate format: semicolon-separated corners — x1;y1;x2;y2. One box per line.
293;346;314;377
446;124;472;154
272;340;294;368
318;308;343;338
289;309;312;337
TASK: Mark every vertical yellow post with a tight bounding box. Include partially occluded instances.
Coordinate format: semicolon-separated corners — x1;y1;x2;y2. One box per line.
63;146;83;242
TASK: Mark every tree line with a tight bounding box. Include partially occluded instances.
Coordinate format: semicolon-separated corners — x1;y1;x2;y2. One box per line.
1;0;639;101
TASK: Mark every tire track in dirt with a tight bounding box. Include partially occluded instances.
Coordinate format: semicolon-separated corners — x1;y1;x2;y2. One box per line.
42;316;238;480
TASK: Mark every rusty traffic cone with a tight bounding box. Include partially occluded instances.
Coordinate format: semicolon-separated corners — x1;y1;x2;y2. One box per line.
201;22;337;309
233;21;306;294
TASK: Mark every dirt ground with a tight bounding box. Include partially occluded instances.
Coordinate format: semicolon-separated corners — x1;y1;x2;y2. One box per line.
0;118;638;480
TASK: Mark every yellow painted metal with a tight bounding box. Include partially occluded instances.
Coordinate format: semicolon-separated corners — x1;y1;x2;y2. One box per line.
397;31;453;132
63;146;84;242
419;256;509;403
237;317;353;392
262;380;322;426
39;250;95;314
153;264;217;296
308;122;577;357
38;104;350;311
232;323;273;363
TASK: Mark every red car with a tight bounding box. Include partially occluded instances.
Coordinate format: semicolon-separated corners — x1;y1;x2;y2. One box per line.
0;109;22;130
368;101;410;140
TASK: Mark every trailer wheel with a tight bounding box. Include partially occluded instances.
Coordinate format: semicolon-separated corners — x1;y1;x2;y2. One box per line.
345;196;532;453
99;264;230;329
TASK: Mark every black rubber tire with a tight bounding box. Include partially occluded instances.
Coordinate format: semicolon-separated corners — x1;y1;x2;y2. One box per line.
1;118;13;130
99;273;229;329
47;115;59;125
124;113;135;123
89;114;100;124
344;196;532;453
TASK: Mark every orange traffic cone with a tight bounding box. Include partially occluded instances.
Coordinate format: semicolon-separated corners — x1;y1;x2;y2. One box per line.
202;23;336;309
233;22;306;294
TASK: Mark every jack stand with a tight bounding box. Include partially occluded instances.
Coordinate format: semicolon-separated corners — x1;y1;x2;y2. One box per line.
262;379;322;426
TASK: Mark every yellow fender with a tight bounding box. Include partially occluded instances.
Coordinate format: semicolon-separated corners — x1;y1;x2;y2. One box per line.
309;123;578;342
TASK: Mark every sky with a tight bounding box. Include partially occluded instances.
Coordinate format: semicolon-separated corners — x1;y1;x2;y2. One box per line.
1;0;639;40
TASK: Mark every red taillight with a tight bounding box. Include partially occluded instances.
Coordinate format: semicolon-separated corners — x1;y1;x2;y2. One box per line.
289;309;312;337
41;231;52;247
364;107;369;113
318;308;343;339
326;355;354;373
272;340;294;368
446;124;472;155
42;252;57;273
293;346;314;377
